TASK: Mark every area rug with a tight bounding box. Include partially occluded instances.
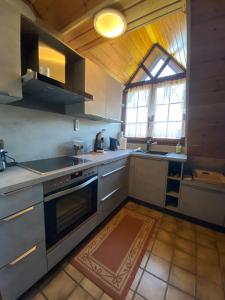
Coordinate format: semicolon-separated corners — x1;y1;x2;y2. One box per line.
70;205;156;300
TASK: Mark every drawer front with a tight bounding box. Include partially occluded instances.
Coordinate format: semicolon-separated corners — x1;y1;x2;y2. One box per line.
98;158;128;177
0;203;45;268
98;165;128;200
0;242;47;300
0;184;43;220
99;186;127;223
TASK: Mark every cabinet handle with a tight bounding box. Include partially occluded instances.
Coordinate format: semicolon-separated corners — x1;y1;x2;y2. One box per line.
101;166;125;178
0;185;33;196
2;206;34;223
101;186;123;202
9;246;37;266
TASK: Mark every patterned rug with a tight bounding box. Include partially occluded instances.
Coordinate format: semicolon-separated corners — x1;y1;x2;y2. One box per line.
70;203;157;300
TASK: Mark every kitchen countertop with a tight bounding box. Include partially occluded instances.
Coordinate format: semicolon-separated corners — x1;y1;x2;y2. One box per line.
0;150;187;194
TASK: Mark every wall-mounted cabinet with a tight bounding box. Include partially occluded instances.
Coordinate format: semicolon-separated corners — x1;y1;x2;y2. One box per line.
0;1;22;103
66;59;123;123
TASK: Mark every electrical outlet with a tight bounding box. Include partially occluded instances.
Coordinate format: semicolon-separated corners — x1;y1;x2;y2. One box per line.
74;119;79;131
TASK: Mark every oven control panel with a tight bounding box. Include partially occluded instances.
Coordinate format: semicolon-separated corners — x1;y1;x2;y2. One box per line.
44;167;97;195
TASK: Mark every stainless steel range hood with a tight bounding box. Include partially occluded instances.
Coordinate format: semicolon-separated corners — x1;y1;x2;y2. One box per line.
22;71;93;104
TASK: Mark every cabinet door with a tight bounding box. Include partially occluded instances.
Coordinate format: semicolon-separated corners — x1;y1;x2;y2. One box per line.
129;157;168;207
85;59;106;118
0;1;22;103
180;184;225;226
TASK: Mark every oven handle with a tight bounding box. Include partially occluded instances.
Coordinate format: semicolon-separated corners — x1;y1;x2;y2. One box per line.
44;175;98;202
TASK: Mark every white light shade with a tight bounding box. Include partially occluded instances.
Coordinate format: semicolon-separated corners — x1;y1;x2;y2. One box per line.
94;9;127;38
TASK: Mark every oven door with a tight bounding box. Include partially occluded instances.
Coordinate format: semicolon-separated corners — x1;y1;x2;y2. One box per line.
44;175;98;248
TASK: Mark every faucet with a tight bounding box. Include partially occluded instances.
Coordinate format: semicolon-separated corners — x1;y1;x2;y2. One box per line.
146;138;157;152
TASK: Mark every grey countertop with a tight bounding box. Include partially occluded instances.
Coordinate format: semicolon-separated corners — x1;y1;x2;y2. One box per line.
0;150;187;194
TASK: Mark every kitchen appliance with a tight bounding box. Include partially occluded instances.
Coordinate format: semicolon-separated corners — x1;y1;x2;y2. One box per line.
109;137;119;151
94;130;105;153
43;167;98;248
73;139;85;156
19;156;90;175
0;139;7;172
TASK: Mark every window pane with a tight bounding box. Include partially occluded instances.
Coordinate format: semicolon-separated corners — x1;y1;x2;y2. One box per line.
138;90;149;107
152;122;167;138
127;92;138;107
170;84;185;103
168;103;183;121
137;107;148;122
126;108;137;123
167;122;182;138
159;65;176;77
155;87;169;105
154;104;168;121
125;123;136;137
136;123;147;137
151;59;165;77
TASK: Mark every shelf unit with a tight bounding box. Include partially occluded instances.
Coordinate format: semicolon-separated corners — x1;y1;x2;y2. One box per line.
165;161;184;209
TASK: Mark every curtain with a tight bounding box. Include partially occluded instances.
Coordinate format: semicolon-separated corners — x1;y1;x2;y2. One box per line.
149;78;186;139
125;84;152;138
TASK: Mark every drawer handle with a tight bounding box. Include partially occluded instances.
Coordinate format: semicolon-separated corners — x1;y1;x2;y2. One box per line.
1;185;33;196
2;206;34;222
101;166;125;178
101;186;123;202
9;245;37;266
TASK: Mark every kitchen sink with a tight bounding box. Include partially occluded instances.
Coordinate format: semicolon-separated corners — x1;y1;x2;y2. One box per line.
146;151;168;156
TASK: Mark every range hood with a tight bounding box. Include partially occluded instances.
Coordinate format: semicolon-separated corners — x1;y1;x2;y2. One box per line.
22;71;93;104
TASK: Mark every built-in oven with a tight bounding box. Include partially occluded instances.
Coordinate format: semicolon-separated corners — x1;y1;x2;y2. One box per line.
43;167;98;249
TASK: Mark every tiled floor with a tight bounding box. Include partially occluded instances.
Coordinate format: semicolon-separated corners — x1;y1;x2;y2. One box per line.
21;202;225;300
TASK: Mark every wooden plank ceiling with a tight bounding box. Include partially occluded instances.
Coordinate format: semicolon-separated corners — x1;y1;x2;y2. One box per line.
26;0;187;84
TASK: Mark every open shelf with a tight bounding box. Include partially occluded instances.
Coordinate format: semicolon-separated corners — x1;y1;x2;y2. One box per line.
168;176;181;181
165;194;179;209
166;191;179;198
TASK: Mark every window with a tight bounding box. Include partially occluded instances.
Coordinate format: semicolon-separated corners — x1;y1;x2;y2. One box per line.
125;86;151;137
152;80;186;139
125;79;186;139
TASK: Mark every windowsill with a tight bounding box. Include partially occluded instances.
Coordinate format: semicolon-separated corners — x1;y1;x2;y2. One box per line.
127;137;184;145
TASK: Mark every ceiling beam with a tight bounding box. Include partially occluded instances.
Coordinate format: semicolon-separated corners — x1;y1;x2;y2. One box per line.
61;0;120;35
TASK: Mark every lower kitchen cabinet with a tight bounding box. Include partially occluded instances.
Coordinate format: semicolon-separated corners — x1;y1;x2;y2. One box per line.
98;158;129;222
179;183;225;226
129;157;168;207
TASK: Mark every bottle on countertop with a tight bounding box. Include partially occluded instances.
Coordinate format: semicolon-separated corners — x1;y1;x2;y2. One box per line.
119;132;127;150
176;141;182;154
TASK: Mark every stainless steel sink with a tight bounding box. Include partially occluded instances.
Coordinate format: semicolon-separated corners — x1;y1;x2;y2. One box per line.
146;151;168;156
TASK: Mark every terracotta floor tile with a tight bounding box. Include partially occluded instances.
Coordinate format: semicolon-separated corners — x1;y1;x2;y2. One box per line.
80;277;103;299
67;286;93;300
196;233;217;249
64;263;84;283
197;245;219;265
131;268;143;291
216;231;225;241
157;229;175;245
196;277;224;300
152;239;173;262
195;225;216;239
140;251;150;269
176;219;195;230
31;292;47;300
146;254;170;281
175;237;196;256
147;237;155;251
160;221;177;233
169;265;196;296
125;290;134;300
165;285;194;300
177;227;196;242
173;249;196;274
137;271;167;300
162;214;177;224
220;254;225;272
41;270;77;300
197;259;223;286
100;293;113;300
217;240;225;254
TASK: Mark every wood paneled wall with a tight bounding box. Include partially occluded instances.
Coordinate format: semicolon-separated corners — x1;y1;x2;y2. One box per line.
187;0;225;170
